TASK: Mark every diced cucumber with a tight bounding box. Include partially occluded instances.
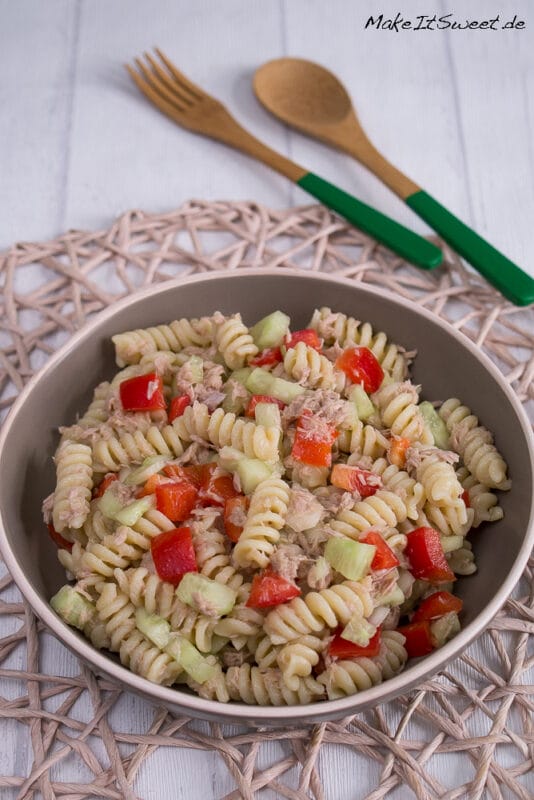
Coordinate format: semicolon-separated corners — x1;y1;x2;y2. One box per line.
236;458;275;494
246;369;305;403
246;368;274;395
348;385;376;422
50;585;95;630
186;355;204;383
254;402;281;429
324;537;376;581
430;612;461;648
439;534;463;554
125;455;170;485
419;401;449;449
176;573;237;618
250;310;290;349
97;488;124;520
218;446;246;471
135;607;171;649
114;495;155;526
165;634;218;683
229;368;252;385
341;613;376;646
377;585;405;607
209;634;230;654
222;387;249;415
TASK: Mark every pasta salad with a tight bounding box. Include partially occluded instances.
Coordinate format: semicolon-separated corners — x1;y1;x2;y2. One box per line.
43;307;511;705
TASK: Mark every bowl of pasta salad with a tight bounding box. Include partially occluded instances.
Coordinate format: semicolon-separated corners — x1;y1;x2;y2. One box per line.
1;269;532;724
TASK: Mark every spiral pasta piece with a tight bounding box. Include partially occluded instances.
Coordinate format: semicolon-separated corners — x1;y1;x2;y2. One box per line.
264;580;373;645
416;451;463;504
276;634;326;690
214;314;258;369
317;631;408;699
424;499;474;538
173;402;280;462
232;478;290;569
374;383;433;444
92;422;185;471
52;440;93;534
309;307;409;381
337;420;389;459
369;458;424;520
439;398;510;490
112;316;214;367
330;490;409;539
447;542;477;575
456;466;503;528
192;523;244;593
283;342;344;391
223;664;325;705
214;605;265;641
95;581;181;684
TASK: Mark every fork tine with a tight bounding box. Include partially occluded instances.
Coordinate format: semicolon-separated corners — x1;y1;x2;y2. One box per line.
126;62;187;121
154;48;204;100
133;57;187;112
143;52;193;107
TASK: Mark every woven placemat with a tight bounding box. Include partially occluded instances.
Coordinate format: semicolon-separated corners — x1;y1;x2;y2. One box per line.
0;200;533;800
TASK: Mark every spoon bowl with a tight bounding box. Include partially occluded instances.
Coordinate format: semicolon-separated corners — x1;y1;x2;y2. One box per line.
254;57;353;126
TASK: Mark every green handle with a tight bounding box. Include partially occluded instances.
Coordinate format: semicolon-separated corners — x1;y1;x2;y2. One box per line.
297;172;442;270
406;190;534;306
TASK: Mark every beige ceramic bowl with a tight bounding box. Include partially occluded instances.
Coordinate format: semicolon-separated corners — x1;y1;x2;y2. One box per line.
1;269;533;725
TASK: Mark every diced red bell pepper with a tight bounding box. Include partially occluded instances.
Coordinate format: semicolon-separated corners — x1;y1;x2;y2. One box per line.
246;569;301;608
396;621;434;658
92;472;119;499
285;329;322;351
198;468;239;507
361;531;400;570
330;464;382;498
412;591;463;622
155;480;198;522
245;394;286;418
47;523;73;552
163;463;211;489
328;627;382;660
168;394;191;422
137;473;172;497
151;526;198;586
389;436;410;468
250;347;283;367
223;495;249;542
119;372;166;412
291;414;338;468
461;489;470;508
335;346;384;394
405;527;455;583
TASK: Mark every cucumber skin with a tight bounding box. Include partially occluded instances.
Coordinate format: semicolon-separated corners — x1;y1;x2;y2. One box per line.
250;311;290;349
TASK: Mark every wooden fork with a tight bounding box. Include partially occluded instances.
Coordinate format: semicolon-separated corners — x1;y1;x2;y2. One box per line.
126;50;442;269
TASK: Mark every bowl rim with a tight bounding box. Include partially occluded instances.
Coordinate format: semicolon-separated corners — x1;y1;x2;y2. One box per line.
1;267;533;723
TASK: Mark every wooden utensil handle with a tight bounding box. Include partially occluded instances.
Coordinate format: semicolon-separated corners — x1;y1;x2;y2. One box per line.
298;173;442;269
406;191;534;306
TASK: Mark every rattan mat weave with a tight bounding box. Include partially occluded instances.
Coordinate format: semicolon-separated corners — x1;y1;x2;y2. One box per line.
0;201;533;800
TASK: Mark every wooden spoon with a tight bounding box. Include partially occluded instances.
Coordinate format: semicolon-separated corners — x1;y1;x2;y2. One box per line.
254;57;534;306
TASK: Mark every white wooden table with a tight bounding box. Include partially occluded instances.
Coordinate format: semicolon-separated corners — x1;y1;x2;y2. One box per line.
1;1;533;797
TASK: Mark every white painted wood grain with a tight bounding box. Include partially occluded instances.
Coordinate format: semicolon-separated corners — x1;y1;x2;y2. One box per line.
0;1;533;798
